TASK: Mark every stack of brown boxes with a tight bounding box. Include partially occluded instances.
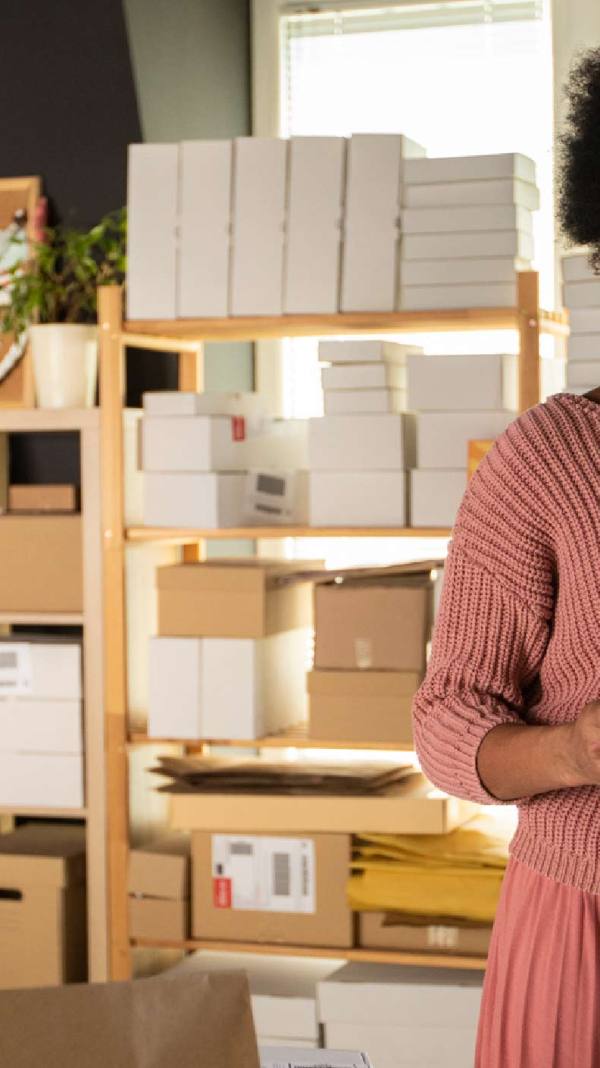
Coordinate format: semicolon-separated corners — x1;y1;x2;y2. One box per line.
128;834;190;941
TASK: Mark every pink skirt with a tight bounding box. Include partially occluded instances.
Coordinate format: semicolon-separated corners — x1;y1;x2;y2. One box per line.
476;855;600;1067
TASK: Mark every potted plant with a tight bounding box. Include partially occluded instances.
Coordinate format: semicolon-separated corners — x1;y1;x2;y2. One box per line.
0;208;126;408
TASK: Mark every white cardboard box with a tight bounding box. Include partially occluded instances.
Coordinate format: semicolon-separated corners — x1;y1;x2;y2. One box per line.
0;640;82;700
284;137;346;314
404;176;539;210
568;308;600;334
402;205;532;235
178;140;232;317
566;361;600;388
148;631;309;740
341;134;426;312
406;353;518;411
142;415;249;472
567;335;600;360
244;470;309;525
309;471;407;527
324;1021;477;1068
0;699;82;753
562;252;595;283
143;472;246;528
127;143;178;320
318;962;483;1029
563;279;600;308
410;469;467;527
230;138;288;316
324;389;406;415
318;341;420;364
261;1050;372;1068
404;153;536;185
321;363;406;391
143;391;266;418
259;1039;318;1051
0;753;84;809
308;414;415;471
400;282;517;310
416;411;512;469
403;230;534;261
243;421;308;470
402;257;523;286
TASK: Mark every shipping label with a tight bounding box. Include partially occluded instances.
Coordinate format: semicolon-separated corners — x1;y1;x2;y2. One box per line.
212;834;316;913
0;644;33;696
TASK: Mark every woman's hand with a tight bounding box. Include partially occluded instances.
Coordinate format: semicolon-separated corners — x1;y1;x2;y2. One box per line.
563;701;600;788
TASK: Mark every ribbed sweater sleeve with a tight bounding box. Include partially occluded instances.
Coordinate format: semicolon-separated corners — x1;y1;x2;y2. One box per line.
412;409;556;805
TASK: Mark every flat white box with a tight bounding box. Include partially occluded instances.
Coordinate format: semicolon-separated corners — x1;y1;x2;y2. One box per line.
403;231;534;261
230;138;287;316
568;308;600;334
309;414;415;471
405;176;539;210
342;134;426;312
402;257;523;286
261;1051;372;1068
416;411;512;469
143;472;246;528
142;415;247;472
407;353;518;411
0;699;82;753
400;282;517;310
244;470;309;525
324;389;406;415
324;1021;476;1068
309;471;407;527
178;140;232;317
317;962;483;1029
410;469;467;527
321;363;406;391
402;205;532;235
0;640;82;700
127;144;178;319
148;631;309;740
541;356;566;399
319;341;420;364
167;951;339;1041
243;421;308;470
562;252;595;282
566;361;600;388
563;279;600;308
143;391;266;418
404;153;536;185
284;137;346;314
0;753;84;809
567;335;600;360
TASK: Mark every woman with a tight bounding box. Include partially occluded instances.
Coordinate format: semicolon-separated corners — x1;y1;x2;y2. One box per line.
412;49;600;1068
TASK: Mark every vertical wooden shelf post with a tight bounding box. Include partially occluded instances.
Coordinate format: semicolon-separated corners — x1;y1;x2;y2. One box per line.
518;270;541;413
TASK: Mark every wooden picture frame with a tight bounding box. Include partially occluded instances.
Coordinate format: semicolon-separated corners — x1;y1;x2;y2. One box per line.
0;176;42;407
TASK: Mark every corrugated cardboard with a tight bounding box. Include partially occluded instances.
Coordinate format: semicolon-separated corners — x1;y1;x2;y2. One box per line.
157;560;316;638
468;439;495;479
128;834;190;899
171;773;478;836
0;636;82;699
192;831;353;948
0;515;82;611
129;897;189;941
314;573;431;671
308;670;418;746
8;483;78;512
359;912;491;956
0;972;260;1068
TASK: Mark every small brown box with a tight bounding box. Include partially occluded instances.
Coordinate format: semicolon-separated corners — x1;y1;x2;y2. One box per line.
308;669;420;746
359;912;491;957
128;835;190;942
8;484;78;513
0;515;82;612
0;824;87;989
191;831;353;948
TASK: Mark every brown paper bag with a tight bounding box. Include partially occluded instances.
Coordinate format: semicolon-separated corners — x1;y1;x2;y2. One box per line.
0;971;260;1068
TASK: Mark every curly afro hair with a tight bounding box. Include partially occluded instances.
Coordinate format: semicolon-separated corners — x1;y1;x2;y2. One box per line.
559;48;600;272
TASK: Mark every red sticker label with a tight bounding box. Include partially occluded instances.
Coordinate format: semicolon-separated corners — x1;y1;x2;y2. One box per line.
231;416;246;442
213;877;232;909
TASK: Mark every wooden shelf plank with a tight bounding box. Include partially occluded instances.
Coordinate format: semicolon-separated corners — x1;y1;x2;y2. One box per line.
131;936;487;971
128;726;413;752
126;525;452;542
0;408;99;432
0;805;87;818
0;611;84;625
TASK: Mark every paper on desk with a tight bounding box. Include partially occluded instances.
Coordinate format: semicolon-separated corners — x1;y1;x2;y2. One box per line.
260;1048;373;1068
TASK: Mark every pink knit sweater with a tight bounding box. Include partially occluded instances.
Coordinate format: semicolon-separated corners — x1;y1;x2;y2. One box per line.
412;390;600;893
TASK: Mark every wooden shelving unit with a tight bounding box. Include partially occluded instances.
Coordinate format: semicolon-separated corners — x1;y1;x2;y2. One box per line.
0;407;108;981
98;273;568;981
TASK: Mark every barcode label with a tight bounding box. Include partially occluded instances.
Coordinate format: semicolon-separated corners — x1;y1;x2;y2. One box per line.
212;835;315;914
0;644;33;695
0;652;18;669
272;853;291;897
229;841;254;856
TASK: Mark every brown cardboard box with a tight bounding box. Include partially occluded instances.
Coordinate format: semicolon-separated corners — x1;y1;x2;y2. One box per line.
0;515;82;612
0;823;87;988
359;912;492;957
171;773;477;836
128;834;190;941
8;483;78;513
157;559;319;638
308;670;420;745
314;566;434;671
192;831;353;948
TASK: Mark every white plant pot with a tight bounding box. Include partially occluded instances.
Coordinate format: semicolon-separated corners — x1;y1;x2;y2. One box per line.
29;323;98;409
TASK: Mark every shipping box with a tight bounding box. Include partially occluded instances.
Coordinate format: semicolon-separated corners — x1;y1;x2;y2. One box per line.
157;559;315;638
400;282;517;310
324;390;406;415
143;472;246;528
321;363;406;391
416;411;512;469
0;515;82;611
402;204;532;235
192;831;353;948
127;143;178;320
406;352;517;412
0;824;86;988
128;834;190;941
0;636;82;699
308;414;415;471
0;753;84;809
402;230;534;261
358;912;491;957
409;469;466;528
230;138;288;316
563;279;600;308
178;140;232;318
308;670;417;746
8;484;78;513
318;340;419;364
143;390;266;418
404;176;539;209
309;471;407;527
404;152;536;185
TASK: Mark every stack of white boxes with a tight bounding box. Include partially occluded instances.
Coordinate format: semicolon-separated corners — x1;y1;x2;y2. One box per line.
141;391;309;528
318;963;484;1068
400;153;538;310
0;638;83;809
561;251;600;393
309;341;420;526
407;353;517;527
